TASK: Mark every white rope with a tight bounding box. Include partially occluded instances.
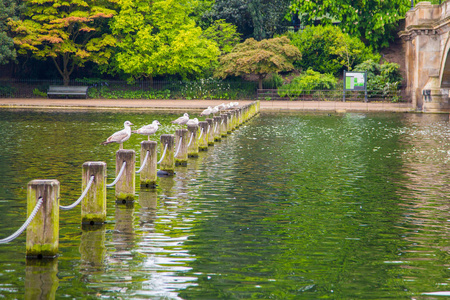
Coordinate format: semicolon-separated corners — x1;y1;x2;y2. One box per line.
136;150;150;174
174;137;183;157
60;175;95;210
198;127;204;140
157;143;168;164
187;132;194;147
107;161;127;187
221;118;224;125
214;122;218;134
0;197;44;244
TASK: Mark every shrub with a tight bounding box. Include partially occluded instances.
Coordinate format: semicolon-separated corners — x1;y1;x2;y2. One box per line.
278;69;338;98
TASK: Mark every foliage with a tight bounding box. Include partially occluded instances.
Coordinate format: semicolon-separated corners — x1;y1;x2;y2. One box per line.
202;20;241;54
0;0;23;64
214;36;301;89
278;69;338;98
203;0;291;41
110;0;219;81
353;59;402;101
263;73;284;89
8;0;116;84
289;0;410;49
32;88;46;97
287;25;379;75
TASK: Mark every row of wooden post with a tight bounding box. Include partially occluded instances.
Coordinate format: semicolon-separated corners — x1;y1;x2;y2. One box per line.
25;101;260;258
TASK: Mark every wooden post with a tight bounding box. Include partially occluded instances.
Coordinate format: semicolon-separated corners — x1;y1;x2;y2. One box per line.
26;179;60;258
140;141;157;188
198;121;209;151
187;124;199;158
220;114;228;137
159;134;175;176
115;149;135;203
213;116;222;142
81;162;107;225
226;112;232;134
206;118;214;146
175;129;188;166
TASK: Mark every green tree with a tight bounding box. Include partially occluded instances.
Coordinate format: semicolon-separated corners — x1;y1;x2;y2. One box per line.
203;0;291;41
111;0;219;81
0;0;23;64
215;36;301;89
8;0;116;84
288;25;379;75
202;19;241;54
289;0;410;49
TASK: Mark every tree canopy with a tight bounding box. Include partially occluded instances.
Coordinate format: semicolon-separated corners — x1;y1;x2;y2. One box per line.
215;36;301;89
289;0;409;49
0;0;23;65
8;0;116;84
111;0;220;81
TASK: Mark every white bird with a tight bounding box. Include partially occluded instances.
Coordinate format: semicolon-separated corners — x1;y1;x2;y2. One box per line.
200;106;213;117
101;120;134;149
218;103;227;111
132;120;161;141
186;118;199;126
212;106;219;115
171;113;190;126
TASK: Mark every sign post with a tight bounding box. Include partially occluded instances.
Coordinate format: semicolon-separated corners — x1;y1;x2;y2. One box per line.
343;71;367;102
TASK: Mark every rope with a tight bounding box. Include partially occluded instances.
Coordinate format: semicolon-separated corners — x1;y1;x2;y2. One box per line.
136;150;150;174
174;137;183;157
157;143;168;164
214;122;218;134
187;132;194;147
221;118;224;125
107;161;127;187
198;128;204;140
0;197;44;244
60;175;95;210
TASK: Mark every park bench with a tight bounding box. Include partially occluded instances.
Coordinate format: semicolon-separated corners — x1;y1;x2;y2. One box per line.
47;86;89;99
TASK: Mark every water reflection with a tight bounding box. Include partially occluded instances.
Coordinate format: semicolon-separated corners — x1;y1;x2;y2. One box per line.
25;259;58;300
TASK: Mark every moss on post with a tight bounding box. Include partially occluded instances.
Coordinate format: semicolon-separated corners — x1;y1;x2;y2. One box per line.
81;162;107;225
26;179;60;258
160;134;175;176
140;141;157;188
220;114;228;137
213;116;222;142
198;121;209;151
206;118;214;146
115;149;135;203
175;129;188;166
187;124;199;158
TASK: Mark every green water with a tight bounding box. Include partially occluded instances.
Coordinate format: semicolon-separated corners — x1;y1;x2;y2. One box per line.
0;109;448;299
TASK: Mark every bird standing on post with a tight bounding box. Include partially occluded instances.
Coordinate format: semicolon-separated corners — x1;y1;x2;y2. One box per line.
101;120;134;149
200;106;213;117
132;120;161;141
171;113;189;126
186;118;199;126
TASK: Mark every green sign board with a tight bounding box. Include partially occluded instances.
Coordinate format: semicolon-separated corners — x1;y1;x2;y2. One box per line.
343;71;367;102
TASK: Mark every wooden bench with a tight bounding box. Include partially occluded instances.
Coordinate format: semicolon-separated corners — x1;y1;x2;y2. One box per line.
47;86;89;99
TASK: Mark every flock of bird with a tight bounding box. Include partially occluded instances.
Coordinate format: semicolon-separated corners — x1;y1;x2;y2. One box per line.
100;102;239;149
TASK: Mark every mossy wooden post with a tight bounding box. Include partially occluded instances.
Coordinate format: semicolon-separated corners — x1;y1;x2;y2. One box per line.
175;129;188;166
140;141;157;188
206;118;214;146
213;116;222;142
81;162;107;225
187;124;199;158
115;149;135;203
198;121;209;151
160;134;175;176
220;114;228;137
226;112;232;133
26;179;60;259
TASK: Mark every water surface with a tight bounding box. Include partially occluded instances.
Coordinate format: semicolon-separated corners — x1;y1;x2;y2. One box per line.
0;109;448;299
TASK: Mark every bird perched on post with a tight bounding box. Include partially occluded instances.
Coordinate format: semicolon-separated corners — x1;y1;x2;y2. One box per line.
186;118;199;126
101;120;134;149
171;113;189;126
132;120;161;141
200;106;213;117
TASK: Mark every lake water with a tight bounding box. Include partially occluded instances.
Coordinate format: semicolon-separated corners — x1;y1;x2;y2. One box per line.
0;109;448;299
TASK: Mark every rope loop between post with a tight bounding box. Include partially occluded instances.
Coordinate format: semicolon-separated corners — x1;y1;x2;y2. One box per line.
187;132;194;147
107;161;127;188
214;122;218;134
136;150;150;174
198;127;204;140
60;175;95;210
157;143;168;165
0;197;44;244
174;137;183;157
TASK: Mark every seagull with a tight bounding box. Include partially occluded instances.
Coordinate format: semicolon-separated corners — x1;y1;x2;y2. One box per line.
211;106;219;115
218;103;227;111
200;106;213;117
132;120;161;141
186;118;199;126
101;120;134;149
171;113;189;126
